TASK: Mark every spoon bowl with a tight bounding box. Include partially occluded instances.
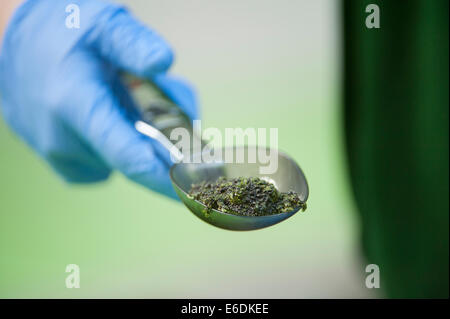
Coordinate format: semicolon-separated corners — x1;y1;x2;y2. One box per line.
170;146;309;231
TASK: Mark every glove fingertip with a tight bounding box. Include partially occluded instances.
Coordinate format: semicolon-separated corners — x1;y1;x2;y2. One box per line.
152;74;200;121
49;161;112;184
142;42;174;76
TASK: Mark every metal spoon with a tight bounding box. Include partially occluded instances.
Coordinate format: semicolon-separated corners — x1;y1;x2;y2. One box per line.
125;75;309;231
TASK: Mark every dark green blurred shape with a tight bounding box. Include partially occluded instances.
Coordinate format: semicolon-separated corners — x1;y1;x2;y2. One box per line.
344;0;449;298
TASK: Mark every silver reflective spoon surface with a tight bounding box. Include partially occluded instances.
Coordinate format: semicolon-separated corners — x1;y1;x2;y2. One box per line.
126;75;309;231
170;146;308;231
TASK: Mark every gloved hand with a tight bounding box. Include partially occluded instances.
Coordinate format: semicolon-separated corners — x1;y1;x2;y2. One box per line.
0;0;199;199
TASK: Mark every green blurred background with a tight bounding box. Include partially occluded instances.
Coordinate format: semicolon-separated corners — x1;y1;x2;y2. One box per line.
4;0;446;298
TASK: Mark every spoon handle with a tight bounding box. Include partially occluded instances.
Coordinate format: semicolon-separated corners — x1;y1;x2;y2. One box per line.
122;73;203;160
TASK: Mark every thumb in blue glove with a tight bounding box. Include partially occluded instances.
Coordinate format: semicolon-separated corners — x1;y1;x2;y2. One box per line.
0;0;199;199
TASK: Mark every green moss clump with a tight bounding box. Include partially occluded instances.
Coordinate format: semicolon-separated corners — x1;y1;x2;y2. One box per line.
188;177;306;217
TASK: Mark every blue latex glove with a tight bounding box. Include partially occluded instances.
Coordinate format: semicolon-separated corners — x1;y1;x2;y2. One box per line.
0;0;199;199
